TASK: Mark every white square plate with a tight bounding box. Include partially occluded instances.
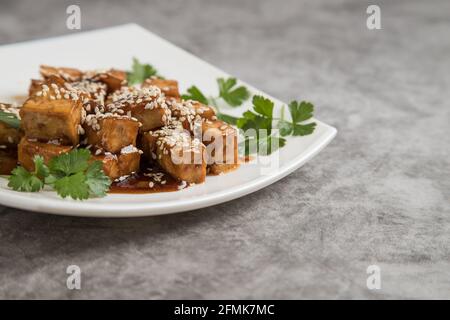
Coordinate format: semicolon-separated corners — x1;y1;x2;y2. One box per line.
0;24;336;217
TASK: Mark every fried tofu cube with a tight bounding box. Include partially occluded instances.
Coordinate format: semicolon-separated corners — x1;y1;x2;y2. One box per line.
83;116;140;154
191;101;216;121
168;99;217;132
86;69;127;94
94;150;141;180
40;65;83;82
0;149;18;175
70;80;108;111
141;127;206;184
18;137;72;171
202;120;239;175
20;82;83;145
143;78;180;98
106;86;171;131
29;79;44;96
0;103;22;147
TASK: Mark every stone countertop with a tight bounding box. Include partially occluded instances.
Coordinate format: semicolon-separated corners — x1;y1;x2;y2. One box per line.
0;0;448;299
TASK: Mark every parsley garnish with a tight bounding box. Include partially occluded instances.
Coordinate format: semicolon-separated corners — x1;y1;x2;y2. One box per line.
277;101;317;136
217;78;250;107
0;110;20;129
127;57;162;85
234;96;316;156
181;86;209;105
8;149;111;200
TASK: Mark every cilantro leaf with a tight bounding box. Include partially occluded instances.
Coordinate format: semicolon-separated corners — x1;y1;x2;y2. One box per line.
237;110;272;136
53;172;90;200
217;78;250;107
33;155;50;179
293;122;317;136
216;113;239;125
0;110;20;129
252;95;274;118
127;57;159;85
48;149;91;176
277;120;293;136
287;101;317;136
8;166;44;192
257;136;286;156
181;86;209;105
85;161;111;197
288;101;314;123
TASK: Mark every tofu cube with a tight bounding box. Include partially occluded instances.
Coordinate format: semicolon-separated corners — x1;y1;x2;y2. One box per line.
20;81;84;145
40;65;83;82
202;120;239;175
106;86;171;132
0;103;22;147
29;79;44;96
0;149;18;175
83;116;140;154
143;78;180;98
94;151;141;180
86;69;127;94
169;100;217;132
141;126;206;184
18;137;72;171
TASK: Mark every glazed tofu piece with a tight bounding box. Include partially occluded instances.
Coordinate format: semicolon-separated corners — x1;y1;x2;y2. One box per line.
0;103;22;147
202;120;239;175
69;80;108;112
141;126;206;184
40;65;83;82
0;149;18;175
94;148;141;180
169;99;216;132
18;137;72;171
85;69;127;94
20;81;84;145
83;116;140;154
106;86;171;132
142;78;180;98
29;79;44;96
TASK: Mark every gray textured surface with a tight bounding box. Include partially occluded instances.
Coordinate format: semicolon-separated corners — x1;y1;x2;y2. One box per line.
0;0;449;299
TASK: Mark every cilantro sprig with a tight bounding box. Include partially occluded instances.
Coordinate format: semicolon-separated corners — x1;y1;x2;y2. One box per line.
127;57;163;85
8;149;111;200
182;77;250;110
0;110;20;129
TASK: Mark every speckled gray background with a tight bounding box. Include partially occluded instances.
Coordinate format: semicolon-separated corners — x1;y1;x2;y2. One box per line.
0;0;449;299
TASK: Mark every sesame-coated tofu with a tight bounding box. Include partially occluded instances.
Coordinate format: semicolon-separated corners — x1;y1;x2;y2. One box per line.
18;137;72;171
0;149;17;175
0;103;22;147
20;81;84;145
94;150;140;180
202;120;239;175
168;100;216;132
141;126;206;184
29;79;44;97
106;86;171;132
40;65;83;82
83;116;140;154
142;78;180;98
87;69;127;94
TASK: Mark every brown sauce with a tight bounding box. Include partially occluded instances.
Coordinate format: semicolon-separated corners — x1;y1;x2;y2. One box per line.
109;166;187;194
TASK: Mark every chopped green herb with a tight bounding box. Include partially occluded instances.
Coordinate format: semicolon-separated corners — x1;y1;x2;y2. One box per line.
127;57;160;85
181;86;209;105
0;110;20;129
217;78;250;107
8;149;111;200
